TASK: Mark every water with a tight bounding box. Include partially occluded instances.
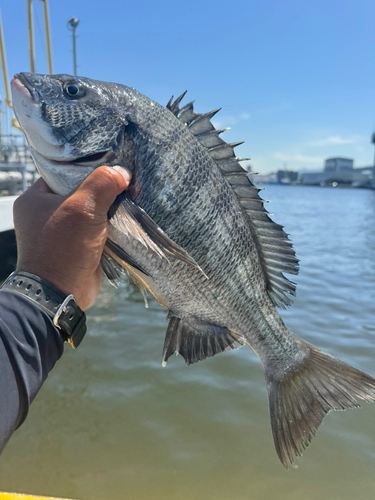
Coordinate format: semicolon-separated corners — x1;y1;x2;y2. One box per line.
1;185;375;499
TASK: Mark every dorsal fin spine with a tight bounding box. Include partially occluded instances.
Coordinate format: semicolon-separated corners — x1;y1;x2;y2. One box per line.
189;108;221;124
208;141;244;152
224;171;249;177
167;93;299;307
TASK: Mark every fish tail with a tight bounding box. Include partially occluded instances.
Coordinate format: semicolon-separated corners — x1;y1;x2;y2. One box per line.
265;342;375;469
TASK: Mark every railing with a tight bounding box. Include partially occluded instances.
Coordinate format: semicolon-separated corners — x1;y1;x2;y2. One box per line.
0;163;28;193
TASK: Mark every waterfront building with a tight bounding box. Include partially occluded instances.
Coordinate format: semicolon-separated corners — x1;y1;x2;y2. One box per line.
324;157;354;173
299;157;373;187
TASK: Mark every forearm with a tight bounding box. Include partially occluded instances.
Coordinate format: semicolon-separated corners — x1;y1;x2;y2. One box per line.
0;290;64;453
0;167;130;453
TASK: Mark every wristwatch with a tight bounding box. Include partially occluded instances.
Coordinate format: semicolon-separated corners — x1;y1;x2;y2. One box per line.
0;271;87;348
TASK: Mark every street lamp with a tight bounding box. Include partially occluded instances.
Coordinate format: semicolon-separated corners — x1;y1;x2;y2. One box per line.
67;17;79;76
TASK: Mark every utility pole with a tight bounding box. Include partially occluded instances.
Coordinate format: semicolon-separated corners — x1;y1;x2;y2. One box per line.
27;0;53;74
27;0;35;72
67;17;79;76
42;0;53;74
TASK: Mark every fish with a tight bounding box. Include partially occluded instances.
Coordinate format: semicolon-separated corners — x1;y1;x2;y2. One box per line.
11;72;375;468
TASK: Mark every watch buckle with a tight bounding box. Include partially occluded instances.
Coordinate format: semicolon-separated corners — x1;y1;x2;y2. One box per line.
53;294;75;328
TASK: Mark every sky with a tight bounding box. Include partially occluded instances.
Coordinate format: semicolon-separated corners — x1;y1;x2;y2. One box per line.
1;0;375;174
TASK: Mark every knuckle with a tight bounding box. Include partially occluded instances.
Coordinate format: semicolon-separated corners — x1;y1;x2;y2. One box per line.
64;201;90;219
13;192;28;216
63;198;95;222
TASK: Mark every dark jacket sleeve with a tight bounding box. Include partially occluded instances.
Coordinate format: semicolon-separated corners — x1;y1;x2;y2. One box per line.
0;290;64;453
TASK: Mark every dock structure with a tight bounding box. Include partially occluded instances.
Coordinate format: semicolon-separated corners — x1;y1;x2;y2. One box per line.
0;140;33;282
0;162;28;194
0;195;16;232
0;196;17;282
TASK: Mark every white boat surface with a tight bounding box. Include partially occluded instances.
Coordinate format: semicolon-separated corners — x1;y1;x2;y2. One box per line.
0;195;16;233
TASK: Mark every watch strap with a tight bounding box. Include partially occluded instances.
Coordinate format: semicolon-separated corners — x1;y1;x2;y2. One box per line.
0;271;86;348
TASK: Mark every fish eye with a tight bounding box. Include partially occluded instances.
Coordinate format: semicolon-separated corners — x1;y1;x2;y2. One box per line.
63;81;84;98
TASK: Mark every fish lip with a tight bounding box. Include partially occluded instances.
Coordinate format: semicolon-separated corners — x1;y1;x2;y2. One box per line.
35;148;114;166
11;73;39;102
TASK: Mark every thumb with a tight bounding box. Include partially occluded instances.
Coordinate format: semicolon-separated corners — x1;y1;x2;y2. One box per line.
69;165;132;217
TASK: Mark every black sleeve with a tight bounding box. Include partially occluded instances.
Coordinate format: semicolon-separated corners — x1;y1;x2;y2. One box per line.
0;290;64;453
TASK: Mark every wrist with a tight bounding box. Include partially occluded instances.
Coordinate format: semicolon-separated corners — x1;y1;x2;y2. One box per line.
15;263;89;310
16;262;73;297
0;271;87;348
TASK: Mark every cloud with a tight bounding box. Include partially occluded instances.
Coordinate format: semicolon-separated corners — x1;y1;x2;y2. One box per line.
257;102;292;116
212;112;250;130
308;135;364;147
211;116;236;129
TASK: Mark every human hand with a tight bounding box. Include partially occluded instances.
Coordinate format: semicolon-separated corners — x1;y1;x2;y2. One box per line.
13;166;131;310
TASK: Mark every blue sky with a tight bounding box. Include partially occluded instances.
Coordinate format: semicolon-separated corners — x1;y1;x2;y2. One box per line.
1;0;375;173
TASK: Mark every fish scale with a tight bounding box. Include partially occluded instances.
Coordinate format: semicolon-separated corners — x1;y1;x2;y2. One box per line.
11;71;375;469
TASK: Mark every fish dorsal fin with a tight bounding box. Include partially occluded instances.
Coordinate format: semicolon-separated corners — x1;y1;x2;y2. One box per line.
167;93;299;308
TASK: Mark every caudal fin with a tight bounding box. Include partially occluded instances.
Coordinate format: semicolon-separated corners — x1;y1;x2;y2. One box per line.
265;344;375;469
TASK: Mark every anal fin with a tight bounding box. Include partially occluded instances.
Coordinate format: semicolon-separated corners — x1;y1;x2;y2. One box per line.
162;315;245;366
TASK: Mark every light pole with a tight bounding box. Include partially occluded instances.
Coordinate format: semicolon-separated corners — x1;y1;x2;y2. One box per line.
67;17;79;76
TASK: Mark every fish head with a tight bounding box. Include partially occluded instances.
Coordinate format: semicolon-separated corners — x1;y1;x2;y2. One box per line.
11;72;135;195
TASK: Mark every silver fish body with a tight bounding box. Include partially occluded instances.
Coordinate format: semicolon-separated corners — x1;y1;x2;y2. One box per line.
11;72;375;468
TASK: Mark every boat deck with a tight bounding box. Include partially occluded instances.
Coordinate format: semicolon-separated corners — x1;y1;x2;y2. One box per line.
0;493;73;500
0;195;16;232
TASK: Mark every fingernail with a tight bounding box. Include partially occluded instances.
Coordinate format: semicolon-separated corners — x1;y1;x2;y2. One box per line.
113;165;132;184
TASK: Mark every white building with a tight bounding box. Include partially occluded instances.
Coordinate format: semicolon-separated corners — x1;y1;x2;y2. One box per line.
324;157;354;173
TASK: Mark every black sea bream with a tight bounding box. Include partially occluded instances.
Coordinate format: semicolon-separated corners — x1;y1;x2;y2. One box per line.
11;72;375;468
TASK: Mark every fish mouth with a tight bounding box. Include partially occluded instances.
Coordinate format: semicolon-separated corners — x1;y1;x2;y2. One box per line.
11;73;39;102
41;149;113;167
70;150;114;166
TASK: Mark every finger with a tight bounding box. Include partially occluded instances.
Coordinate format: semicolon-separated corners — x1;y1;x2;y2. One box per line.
15;178;54;208
26;177;54;194
13;177;58;218
112;165;132;183
69;166;131;216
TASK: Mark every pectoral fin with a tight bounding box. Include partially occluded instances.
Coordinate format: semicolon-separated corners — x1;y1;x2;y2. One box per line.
102;242;152;308
108;192;207;277
105;239;150;277
103;239;169;310
100;252;123;287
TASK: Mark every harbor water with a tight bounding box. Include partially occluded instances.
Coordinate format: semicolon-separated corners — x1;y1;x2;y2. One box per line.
0;185;374;499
